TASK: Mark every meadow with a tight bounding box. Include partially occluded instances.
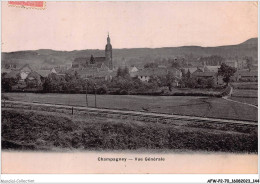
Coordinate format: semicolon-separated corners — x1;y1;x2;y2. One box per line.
3;92;258;121
2;108;257;152
231;82;258;106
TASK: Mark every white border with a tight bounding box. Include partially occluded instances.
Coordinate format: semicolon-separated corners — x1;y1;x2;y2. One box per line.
1;174;259;183
0;0;259;183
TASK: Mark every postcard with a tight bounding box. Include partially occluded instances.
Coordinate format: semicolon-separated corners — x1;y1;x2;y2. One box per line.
1;1;258;181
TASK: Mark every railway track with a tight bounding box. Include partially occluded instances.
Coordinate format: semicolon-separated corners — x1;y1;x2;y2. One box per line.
2;100;258;126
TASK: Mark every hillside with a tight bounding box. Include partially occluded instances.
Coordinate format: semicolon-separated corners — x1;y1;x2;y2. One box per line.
240;37;258;45
1;38;258;69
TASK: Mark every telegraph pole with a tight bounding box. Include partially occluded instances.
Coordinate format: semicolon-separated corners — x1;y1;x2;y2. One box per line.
94;83;97;108
86;83;88;107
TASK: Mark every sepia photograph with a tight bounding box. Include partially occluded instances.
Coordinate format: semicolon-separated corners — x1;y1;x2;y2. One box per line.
1;0;258;177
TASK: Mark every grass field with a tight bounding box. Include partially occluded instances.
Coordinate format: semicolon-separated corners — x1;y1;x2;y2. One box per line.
2;108;257;152
232;89;258;98
232;82;258;90
230;82;258;106
230;89;258;106
3;92;258;121
229;97;258;106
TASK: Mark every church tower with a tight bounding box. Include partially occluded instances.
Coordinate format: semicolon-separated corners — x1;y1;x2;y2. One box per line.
105;33;113;70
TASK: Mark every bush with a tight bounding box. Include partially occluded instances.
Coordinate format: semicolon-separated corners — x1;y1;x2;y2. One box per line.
206;78;216;88
221;85;232;97
96;85;108;94
1;95;9;100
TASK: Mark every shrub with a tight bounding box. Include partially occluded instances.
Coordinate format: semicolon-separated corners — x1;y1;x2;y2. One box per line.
96;85;108;94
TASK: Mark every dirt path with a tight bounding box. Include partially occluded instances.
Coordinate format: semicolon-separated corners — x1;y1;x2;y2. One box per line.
222;86;258;109
223;97;258;109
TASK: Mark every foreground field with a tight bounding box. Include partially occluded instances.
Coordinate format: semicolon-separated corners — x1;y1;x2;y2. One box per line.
3;92;258;121
230;89;258;106
230;82;258;106
2;108;258;152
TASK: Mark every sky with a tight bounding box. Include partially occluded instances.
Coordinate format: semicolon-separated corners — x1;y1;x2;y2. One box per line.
1;1;258;52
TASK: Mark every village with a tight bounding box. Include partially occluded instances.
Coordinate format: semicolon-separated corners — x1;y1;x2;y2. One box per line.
1;3;258;177
1;57;258;94
1;35;258;95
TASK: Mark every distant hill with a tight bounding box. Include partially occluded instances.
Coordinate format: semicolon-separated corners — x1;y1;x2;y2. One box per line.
239;37;258;45
2;38;258;69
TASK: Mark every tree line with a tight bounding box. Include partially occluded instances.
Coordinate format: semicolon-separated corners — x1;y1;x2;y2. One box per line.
2;63;236;95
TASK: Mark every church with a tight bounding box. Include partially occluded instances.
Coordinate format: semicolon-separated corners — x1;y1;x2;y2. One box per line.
72;34;113;70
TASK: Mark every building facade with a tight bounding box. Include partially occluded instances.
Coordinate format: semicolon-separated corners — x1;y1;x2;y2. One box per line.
72;34;113;70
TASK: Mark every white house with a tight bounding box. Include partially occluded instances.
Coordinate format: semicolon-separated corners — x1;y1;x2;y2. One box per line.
51;68;57;74
129;66;139;77
19;64;33;80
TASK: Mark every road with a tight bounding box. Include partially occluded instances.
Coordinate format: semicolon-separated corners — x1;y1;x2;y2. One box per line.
222;86;258;109
2;100;257;126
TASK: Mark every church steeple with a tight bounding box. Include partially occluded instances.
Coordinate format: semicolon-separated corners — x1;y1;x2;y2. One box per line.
105;33;113;70
107;33;110;44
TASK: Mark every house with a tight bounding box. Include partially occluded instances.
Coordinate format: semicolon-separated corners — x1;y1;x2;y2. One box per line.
206;66;220;73
129;66;139;77
136;68;181;86
3;64;46;90
93;71;116;81
237;59;247;69
168;68;182;79
130;66;139;73
19;64;33;80
158;65;167;68
36;68;57;78
1;68;12;74
192;66;211;74
25;71;43;88
2;70;20;79
3;64;33;81
69;68;115;81
192;71;224;86
136;68;166;82
182;67;200;74
3;63;17;69
54;64;72;72
51;68;57;74
225;59;238;68
225;59;247;69
3;64;61;90
251;64;258;71
191;64;221;76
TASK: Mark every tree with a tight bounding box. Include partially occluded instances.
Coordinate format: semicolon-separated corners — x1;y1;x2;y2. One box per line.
2;76;19;92
144;63;158;68
186;77;197;88
90;55;95;64
180;69;186;77
245;56;253;72
96;84;108;94
171;60;181;69
165;71;175;91
116;67;123;77
199;55;224;66
197;78;208;88
186;69;191;79
218;63;236;85
74;71;80;79
123;67;130;77
206;78;215;88
116;67;130;78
